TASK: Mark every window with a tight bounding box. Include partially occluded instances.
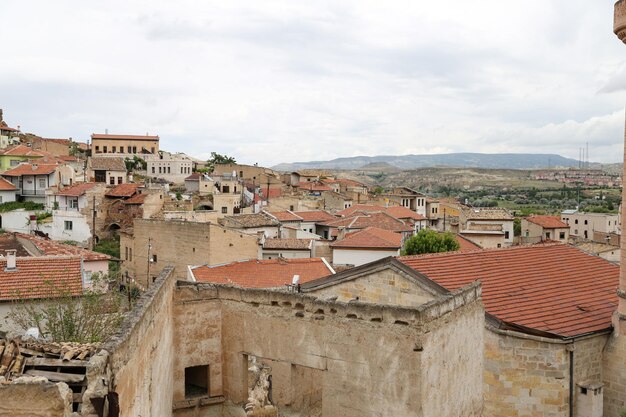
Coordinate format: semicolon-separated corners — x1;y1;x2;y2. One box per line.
575;229;578;235
38;178;46;189
95;146;100;153
222;185;230;193
289;205;294;211
64;220;73;231
109;176;115;185
584;220;588;225
118;177;123;184
559;232;565;240
221;207;228;214
167;167;171;174
240;170;243;177
545;232;551;239
120;147;124;154
129;248;132;261
125;246;128;260
132;146;137;153
151;147;155;154
152;254;157;263
575;219;578;224
112;146;116;153
152;167;155;174
69;198;79;209
9;160;19;167
103;146;107;153
185;365;209;397
159;167;162;174
127;146;132;153
504;231;510;239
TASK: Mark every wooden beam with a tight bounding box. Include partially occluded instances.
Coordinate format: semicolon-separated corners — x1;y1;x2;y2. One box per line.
25;369;85;383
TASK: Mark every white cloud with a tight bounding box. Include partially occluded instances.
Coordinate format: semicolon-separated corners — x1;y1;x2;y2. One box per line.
0;0;625;165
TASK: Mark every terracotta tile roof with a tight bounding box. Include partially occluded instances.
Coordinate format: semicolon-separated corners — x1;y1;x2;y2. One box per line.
0;235;33;256
90;157;126;172
384;206;427;221
91;133;159;141
330;227;402;249
106;183;140;198
3;163;57;176
333;178;367;187
399;244;619;338
263;238;312;250
292;210;337;222
0;145;47;157
124;193;146;205
58;155;78;162
337;204;385;216
322;212;413;233
269;211;303;222
454;234;482;252
0;256;83;301
185;173;201;181
190;258;333;288
526;215;569;229
15;233;112;261
56;182;100;197
0;177;17;191
39;138;71;145
221;212;280;228
253;187;282;203
0;124;19;132
461;207;513;220
296;182;333;192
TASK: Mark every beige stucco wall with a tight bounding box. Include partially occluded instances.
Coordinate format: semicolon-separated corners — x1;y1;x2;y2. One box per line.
460;233;504;249
92;138;159;155
332;247;400;266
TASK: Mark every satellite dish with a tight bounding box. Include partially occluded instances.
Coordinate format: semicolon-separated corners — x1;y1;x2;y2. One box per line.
292;275;300;285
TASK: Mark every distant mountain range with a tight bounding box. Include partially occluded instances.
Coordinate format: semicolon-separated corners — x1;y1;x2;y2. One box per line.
272;153;587;171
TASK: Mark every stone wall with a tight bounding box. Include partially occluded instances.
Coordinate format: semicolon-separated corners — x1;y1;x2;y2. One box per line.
103;266;176;417
0;378;74;417
169;281;483;417
603;332;626;417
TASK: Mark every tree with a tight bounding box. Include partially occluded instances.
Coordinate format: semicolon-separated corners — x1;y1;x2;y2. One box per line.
401;229;460;256
207;152;236;173
7;275;124;343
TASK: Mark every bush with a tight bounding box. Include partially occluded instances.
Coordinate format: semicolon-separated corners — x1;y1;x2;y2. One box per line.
402;229;460;256
0;201;44;213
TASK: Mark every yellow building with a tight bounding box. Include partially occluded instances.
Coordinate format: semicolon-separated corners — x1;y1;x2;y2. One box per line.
90;133;159;156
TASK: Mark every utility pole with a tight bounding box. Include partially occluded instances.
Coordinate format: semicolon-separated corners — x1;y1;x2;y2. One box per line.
91;195;96;250
266;177;271;207
147;237;152;288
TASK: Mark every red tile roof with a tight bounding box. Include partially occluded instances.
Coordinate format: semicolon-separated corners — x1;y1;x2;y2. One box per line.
526;215;569;229
0;177;17;191
91;133;159;141
124;193;146;205
269;211;303;222
454;234;482;252
56;182;100;197
292;210;337;222
336;204;385;216
185;173;201;181
399;244;619;338
191;258;333;288
254;187;282;203
105;183;140;198
15;233;112;261
0;124;19;132
0;145;47;157
0;256;83;301
331;227;402;249
322;212;414;233
337;204;426;221
3;163;57;176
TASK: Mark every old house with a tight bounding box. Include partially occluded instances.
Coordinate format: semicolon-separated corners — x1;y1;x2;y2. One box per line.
0;177;17;204
521;215;570;243
120;218;259;287
457;206;514;248
317;211;414;241
0;144;47;170
261;238;314;259
90;133;159;155
144;151;193;183
87;156;127;185
338;204;428;231
330;226;402;266
2;162;74;205
219;212;281;238
187;257;334;287
561;210;620;240
102;183;164;234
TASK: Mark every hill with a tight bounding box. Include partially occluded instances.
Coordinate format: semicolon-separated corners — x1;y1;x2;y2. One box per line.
272;153;583;171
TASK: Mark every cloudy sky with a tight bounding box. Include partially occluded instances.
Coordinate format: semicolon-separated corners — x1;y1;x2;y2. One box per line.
1;1;626;165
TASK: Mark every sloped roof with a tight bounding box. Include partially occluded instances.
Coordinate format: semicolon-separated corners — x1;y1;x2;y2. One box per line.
0;256;83;301
269;211;303;222
296;182;333;192
90;156;126;172
105;183;140;198
221;212;280;228
336;204;385;216
124;193;146;204
292;210;337;222
0;145;47;157
454;234;482;252
185;173;201;181
15;233;112;261
0;177;17;191
263;238;312;250
461;207;513;220
526;215;569;229
384;206;427;221
399;244;619;338
3;163;57;176
338;204;426;221
322;212;413;233
56;182;100;197
330;227;402;249
190;258;333;288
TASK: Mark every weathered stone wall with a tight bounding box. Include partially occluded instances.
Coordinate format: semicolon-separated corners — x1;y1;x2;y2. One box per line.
603;332;626;417
103;266;176;417
0;377;74;417
169;281;483;417
309;267;436;307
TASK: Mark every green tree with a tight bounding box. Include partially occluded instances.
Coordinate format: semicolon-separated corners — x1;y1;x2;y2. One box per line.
207;152;236;173
401;229;460;256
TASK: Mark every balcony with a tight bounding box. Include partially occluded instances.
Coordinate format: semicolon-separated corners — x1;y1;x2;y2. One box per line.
20;189;46;196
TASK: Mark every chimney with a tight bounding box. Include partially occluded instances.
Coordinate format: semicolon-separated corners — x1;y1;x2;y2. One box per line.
5;249;16;270
614;1;626;333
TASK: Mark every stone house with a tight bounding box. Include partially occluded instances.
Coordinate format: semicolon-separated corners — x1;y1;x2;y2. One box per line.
219;212;281;238
184;172;213;193
120;218;260;287
317;211;414;241
320;190;353;211
261;237;314;259
457;206;514;247
292;210;337;236
87;156;127;185
2;162;75;205
375;187;429;217
102;183;164;235
90;133;159;156
561;210;620;241
28;137;75;156
521;215;570;243
144;151;193;184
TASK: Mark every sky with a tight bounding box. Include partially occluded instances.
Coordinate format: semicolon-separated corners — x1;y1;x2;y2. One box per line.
1;1;626;166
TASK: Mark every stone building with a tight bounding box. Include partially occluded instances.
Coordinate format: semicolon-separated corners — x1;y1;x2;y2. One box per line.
90;133;159;155
560;210;620;241
521;215;570;244
144;151;193;184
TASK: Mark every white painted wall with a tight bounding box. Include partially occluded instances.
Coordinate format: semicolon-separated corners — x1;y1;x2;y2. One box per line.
262;250;310;260
332;248;400;266
0;209;36;233
0;190;16;204
41;210;92;244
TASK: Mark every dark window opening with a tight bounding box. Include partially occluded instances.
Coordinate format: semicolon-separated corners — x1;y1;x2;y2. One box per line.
185;365;209;398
